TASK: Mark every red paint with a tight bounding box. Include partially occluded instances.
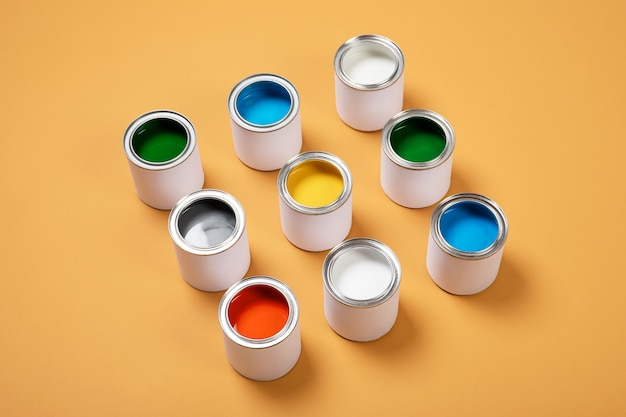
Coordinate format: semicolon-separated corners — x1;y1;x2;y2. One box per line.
227;285;289;339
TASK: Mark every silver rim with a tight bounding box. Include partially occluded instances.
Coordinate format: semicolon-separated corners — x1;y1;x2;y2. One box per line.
277;151;352;215
382;109;455;170
218;276;299;349
431;193;508;260
323;238;401;308
168;189;246;256
334;34;404;91
227;73;300;132
123;109;196;170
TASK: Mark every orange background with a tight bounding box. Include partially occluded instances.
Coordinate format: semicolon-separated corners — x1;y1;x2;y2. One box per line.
1;0;625;415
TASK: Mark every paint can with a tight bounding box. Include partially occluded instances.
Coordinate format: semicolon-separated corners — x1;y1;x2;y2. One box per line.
123;110;205;210
381;109;455;208
228;73;302;171
168;189;250;292
334;34;404;132
277;151;352;252
218;276;301;381
426;193;508;295
322;238;401;342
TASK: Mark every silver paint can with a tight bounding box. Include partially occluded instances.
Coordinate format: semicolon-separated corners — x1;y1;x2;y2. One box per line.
322;238;401;342
218;276;301;381
277;151;353;252
381;109;455;208
168;189;250;292
123;110;205;210
228;73;302;171
426;193;508;295
334;34;404;131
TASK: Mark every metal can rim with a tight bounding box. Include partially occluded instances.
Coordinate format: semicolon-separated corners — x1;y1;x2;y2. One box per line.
334;34;404;91
382;109;456;170
123;109;197;171
430;193;509;260
218;276;300;349
168;189;247;256
277;151;353;215
227;73;300;133
323;237;401;308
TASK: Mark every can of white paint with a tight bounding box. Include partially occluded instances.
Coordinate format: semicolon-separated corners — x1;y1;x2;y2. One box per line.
334;34;404;131
322;238;401;342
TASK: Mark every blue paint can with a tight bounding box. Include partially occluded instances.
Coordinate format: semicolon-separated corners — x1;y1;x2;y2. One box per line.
228;74;302;171
426;193;508;295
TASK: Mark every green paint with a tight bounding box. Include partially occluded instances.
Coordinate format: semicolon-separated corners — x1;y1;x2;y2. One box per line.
390;117;446;162
132;118;188;163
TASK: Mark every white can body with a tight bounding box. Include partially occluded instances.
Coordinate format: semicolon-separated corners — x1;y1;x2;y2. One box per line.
381;150;453;208
123;110;205;210
322;238;401;342
277;152;353;252
172;228;250;292
334;73;404;132
426;193;508;295
380;109;456;208
218;277;301;381
324;285;400;342
221;323;301;381
279;196;352;252
228;74;302;171
426;234;505;295
334;34;405;132
168;190;251;292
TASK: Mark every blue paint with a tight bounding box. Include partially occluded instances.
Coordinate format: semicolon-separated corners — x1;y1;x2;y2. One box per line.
236;81;292;126
439;201;499;252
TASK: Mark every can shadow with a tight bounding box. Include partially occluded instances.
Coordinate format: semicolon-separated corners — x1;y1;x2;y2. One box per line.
457;255;527;309
240;340;316;395
338;302;419;359
402;90;436;111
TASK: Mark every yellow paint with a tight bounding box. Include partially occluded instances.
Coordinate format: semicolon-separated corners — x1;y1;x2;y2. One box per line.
287;160;344;207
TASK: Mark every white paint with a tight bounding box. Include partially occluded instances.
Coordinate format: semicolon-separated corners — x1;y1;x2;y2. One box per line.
182;216;235;248
330;247;392;301
342;42;397;86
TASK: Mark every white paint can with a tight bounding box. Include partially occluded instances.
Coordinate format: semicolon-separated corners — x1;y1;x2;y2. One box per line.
277;151;353;252
168;189;250;292
426;193;509;295
381;109;455;208
334;34;405;131
218;276;301;381
322;238;401;342
123;110;205;210
228;73;302;171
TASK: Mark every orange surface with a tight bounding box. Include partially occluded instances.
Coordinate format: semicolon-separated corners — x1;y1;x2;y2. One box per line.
1;1;625;416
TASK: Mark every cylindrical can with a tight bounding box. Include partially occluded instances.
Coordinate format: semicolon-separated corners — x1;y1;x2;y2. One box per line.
381;109;455;208
123;110;205;210
277;151;352;252
168;189;250;292
228;73;302;171
334;34;404;132
322;238;401;342
218;276;301;381
426;193;508;295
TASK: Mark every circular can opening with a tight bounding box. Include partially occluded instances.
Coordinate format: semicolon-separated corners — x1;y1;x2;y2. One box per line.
227;284;290;340
439;201;499;252
286;159;344;208
341;40;398;86
177;198;237;249
390;116;446;163
235;80;293;126
131;117;188;163
330;246;393;301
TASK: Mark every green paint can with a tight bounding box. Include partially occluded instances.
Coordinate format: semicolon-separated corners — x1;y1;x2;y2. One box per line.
380;109;455;208
123;110;205;210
